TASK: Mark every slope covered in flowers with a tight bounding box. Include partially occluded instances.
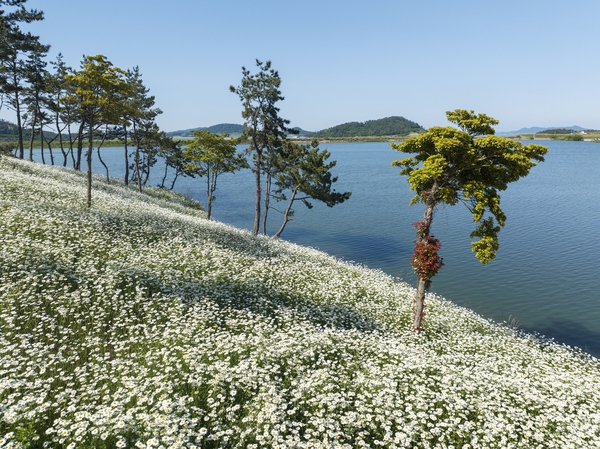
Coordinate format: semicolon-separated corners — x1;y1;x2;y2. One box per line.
0;157;599;449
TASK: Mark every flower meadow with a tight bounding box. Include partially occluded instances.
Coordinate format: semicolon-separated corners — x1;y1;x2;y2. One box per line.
0;158;599;449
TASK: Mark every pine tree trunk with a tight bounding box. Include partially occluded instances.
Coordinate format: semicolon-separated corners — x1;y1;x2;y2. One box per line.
262;174;272;236
273;189;297;238
253;150;262;236
97;146;109;183
28;118;37;162
206;174;213;220
86;125;93;208
12;70;24;159
136;147;142;193
56;114;65;166
75;122;85;171
123;127;129;186
169;171;179;190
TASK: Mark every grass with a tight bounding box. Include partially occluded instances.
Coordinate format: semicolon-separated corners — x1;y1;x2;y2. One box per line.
0;157;599;448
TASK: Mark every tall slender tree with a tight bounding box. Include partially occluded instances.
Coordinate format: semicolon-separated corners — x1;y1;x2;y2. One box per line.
22;40;49;161
392;109;548;331
45;54;73;167
125;67;161;190
66;55;128;207
0;0;46;158
230;60;294;235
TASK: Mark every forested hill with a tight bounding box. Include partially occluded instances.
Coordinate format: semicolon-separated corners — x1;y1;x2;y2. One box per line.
166;117;424;139
312;116;425;138
167;124;315;138
166;123;245;137
0;119;56;143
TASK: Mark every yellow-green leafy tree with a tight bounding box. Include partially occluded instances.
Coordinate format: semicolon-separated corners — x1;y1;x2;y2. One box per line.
392;109;548;331
66;55;128;207
184;130;248;220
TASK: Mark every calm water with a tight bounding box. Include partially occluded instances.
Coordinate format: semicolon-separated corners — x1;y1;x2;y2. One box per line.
31;140;600;356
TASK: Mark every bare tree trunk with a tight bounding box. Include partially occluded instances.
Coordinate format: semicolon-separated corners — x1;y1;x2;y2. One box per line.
86;125;93;208
75;122;85;171
40;126;46;165
135;147;142;193
142;156;151;185
206;174;213;220
97;132;110;184
273;188;297;238
262;173;272;236
160;162;169;188
56;114;65;165
47;141;55;166
68;146;75;168
12;71;24;159
169;170;179;190
253;149;262;236
66;122;74;167
123;126;129;186
413;278;431;331
28;117;37;162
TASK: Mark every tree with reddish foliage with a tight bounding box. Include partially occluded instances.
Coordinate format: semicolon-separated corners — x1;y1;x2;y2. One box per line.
392;110;548;331
409;222;443;330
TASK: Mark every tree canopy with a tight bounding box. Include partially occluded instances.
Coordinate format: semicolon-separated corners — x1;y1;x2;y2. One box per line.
183;130;247;220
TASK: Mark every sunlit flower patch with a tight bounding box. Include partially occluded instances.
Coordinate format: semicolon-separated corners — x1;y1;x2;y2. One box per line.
0;158;599;448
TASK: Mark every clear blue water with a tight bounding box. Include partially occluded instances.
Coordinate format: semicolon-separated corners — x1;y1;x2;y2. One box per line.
31;140;600;356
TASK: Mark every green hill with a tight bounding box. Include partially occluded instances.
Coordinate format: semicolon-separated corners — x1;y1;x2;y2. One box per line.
0;118;57;144
1;157;599;448
313;116;425;138
166;123;245;137
167;124;315;138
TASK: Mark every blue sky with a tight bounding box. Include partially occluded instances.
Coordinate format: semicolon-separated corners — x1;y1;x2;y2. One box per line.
3;0;600;133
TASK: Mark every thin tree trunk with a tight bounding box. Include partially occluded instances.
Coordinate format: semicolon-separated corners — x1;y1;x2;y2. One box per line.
123;126;129;186
56;114;65;165
161;162;169;188
97;132;109;184
135;147;142;193
262;173;272;236
47;141;55;166
40;127;46;165
253;149;262;236
413;278;431;331
206;174;213;220
273;188;297;238
12;71;24;159
169;171;179;190
66;122;75;167
69;146;75;168
86;125;93;208
75;121;85;171
142;155;151;185
28;118;37;162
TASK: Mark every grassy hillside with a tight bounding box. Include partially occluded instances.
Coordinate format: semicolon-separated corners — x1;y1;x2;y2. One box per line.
0;157;599;448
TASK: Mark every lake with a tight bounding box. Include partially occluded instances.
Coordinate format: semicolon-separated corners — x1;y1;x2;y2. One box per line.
30;140;600;357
